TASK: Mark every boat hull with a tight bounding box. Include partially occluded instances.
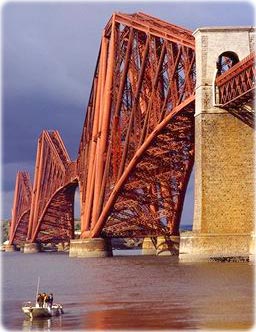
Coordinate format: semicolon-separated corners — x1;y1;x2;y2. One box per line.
22;303;64;319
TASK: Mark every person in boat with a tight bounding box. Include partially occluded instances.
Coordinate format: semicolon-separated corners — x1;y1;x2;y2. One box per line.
36;293;44;308
49;293;53;308
41;292;47;308
44;293;51;308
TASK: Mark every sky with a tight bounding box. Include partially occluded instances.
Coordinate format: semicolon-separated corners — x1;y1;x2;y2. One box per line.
1;1;255;224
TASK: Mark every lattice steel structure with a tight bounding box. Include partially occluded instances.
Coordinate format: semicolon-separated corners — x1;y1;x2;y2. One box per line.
215;52;255;127
77;12;196;238
9;172;32;245
10;12;255;245
26;130;78;243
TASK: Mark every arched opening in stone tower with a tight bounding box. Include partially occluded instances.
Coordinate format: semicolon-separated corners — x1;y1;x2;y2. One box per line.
216;51;239;76
214;51;240;104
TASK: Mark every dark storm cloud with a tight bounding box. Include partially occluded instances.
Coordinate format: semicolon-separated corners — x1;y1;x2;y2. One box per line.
3;92;85;162
2;1;255;220
3;3;98;164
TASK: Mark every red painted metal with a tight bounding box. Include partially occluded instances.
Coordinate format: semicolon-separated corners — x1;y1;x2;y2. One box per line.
9;171;32;245
215;52;255;127
77;12;196;238
10;12;255;244
26;130;78;243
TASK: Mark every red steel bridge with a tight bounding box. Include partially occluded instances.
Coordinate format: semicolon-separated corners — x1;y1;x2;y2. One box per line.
8;12;255;246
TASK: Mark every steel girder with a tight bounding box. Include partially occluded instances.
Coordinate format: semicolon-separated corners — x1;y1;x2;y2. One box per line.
215;52;255;128
77;12;196;238
26;130;78;243
9;172;32;245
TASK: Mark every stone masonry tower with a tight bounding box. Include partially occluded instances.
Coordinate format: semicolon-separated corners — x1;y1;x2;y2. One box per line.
180;27;255;261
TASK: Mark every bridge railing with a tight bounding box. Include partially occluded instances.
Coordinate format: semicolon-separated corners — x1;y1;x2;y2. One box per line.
215;52;255;107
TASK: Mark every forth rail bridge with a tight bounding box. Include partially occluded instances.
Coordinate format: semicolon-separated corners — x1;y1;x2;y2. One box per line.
7;12;255;261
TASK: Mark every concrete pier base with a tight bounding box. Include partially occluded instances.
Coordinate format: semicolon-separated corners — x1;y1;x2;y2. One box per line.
57;242;65;251
4;244;16;252
23;243;41;254
249;232;255;262
156;236;180;256
69;238;112;257
57;242;70;252
141;237;156;255
179;232;251;262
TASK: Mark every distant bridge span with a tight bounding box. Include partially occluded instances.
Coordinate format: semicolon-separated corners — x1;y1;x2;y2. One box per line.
9;172;32;245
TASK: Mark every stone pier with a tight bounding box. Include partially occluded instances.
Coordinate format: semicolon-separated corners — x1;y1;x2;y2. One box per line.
142;236;180;256
179;26;255;262
69;238;112;257
57;242;70;252
142;237;156;255
156;236;180;256
180;233;251;262
23;242;41;254
4;244;16;252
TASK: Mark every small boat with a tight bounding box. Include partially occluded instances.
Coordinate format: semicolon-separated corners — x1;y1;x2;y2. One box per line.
22;276;64;319
22;302;64;319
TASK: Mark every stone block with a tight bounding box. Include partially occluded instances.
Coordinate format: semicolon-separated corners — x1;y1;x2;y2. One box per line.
179;231;251;262
69;238;112;258
141;237;156;255
156;236;180;256
4;244;16;252
23;243;41;254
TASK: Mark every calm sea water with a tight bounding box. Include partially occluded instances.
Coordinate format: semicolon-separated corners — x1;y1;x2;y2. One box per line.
1;251;254;331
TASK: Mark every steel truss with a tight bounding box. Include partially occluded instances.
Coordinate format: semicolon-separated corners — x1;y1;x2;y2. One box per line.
215;52;255;127
9;172;32;245
77;12;196;238
26;130;77;243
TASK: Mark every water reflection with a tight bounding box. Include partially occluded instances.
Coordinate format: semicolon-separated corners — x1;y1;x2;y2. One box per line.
81;305;195;330
22;318;51;332
22;316;63;332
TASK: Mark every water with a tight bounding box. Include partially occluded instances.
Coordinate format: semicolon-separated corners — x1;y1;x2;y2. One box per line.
180;225;192;231
1;251;254;331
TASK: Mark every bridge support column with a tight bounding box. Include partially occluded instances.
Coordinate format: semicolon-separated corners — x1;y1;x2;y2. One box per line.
249;232;255;262
156;236;180;256
23;242;41;254
179;27;254;262
179;233;251;262
142;237;156;255
5;244;16;252
57;242;65;251
57;242;70;252
69;238;112;258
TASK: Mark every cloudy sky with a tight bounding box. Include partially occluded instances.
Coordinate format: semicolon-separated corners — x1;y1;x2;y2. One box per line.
2;1;254;224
